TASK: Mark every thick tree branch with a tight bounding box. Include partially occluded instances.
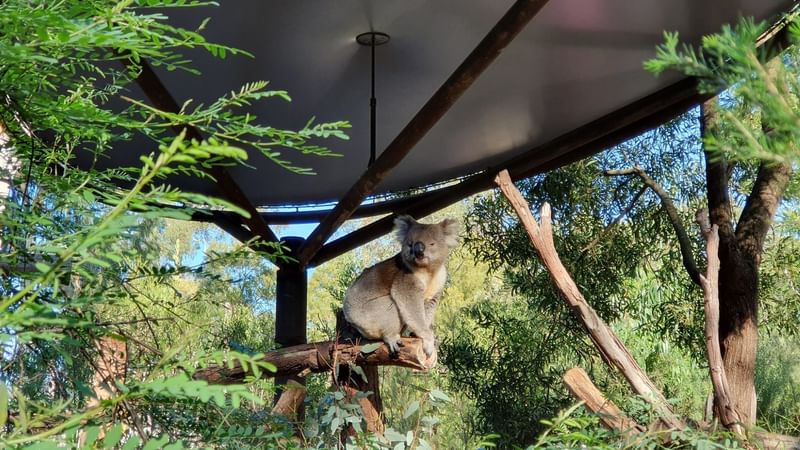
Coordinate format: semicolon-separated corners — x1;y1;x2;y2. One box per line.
604;167;701;286
736;161;791;262
495;169;685;430
701;100;737;251
193;337;430;384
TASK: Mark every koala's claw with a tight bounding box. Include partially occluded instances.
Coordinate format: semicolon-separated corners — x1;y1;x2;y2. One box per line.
385;338;402;357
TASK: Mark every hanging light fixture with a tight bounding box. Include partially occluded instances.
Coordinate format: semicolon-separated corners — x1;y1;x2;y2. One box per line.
356;31;390;167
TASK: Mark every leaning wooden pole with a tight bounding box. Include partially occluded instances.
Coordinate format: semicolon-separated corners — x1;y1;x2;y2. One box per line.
494;169;684;430
335;312;386;435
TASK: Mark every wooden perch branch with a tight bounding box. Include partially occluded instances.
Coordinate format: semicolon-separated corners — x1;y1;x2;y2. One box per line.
193;337;429;384
604;167;701;286
494;169;684;430
563;367;644;434
696;211;745;437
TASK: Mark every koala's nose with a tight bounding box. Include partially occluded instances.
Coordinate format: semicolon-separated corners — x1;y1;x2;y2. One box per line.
412;242;426;258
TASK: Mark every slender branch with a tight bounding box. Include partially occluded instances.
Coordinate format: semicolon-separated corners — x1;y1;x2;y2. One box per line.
95;317;172;327
580;185;647;258
111;330;163;356
696;211;746;437
604;166;701;285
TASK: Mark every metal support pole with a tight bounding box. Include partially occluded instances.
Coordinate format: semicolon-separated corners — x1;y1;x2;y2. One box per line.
355;31;389;167
369;33;377;167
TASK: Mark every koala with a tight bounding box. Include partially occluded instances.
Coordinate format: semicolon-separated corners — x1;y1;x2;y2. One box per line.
343;215;459;358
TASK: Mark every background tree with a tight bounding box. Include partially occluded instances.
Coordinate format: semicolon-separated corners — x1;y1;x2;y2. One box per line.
645;19;799;424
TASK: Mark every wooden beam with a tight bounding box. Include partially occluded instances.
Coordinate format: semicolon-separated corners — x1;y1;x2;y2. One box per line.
128;59;279;245
305;14;796;266
309;77;702;266
211;213;258;245
296;0;552;266
192;73;700;265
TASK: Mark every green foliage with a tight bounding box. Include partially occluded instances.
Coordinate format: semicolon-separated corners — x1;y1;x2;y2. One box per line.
2;1;799;448
646;12;800;164
755;335;800;435
447;92;798;446
0;0;347;447
126;81;350;175
528;403;742;450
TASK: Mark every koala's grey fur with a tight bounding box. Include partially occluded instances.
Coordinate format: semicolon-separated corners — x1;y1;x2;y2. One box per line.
343;215;459;358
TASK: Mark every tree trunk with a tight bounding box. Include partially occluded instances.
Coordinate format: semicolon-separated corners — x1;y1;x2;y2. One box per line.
702;99;792;426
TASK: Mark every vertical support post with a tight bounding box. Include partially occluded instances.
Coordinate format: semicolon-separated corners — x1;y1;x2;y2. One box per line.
273;236;308;417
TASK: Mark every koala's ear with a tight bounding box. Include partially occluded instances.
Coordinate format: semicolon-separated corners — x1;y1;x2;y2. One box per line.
394;215;416;241
439;218;460;248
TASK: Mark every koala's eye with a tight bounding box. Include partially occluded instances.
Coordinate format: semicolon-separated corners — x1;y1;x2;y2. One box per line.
429;242;436;246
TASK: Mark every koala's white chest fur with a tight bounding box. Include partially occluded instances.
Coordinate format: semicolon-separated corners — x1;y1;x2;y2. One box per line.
419;265;447;300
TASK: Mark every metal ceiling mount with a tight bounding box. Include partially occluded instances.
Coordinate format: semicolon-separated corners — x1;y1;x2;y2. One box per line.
356;31;390;167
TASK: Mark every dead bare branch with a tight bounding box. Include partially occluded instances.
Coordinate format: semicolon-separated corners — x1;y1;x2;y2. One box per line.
494;169;684;430
696;213;746;437
563;367;645;434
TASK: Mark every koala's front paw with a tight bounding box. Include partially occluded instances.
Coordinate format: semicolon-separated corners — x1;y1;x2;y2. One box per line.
384;336;403;356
